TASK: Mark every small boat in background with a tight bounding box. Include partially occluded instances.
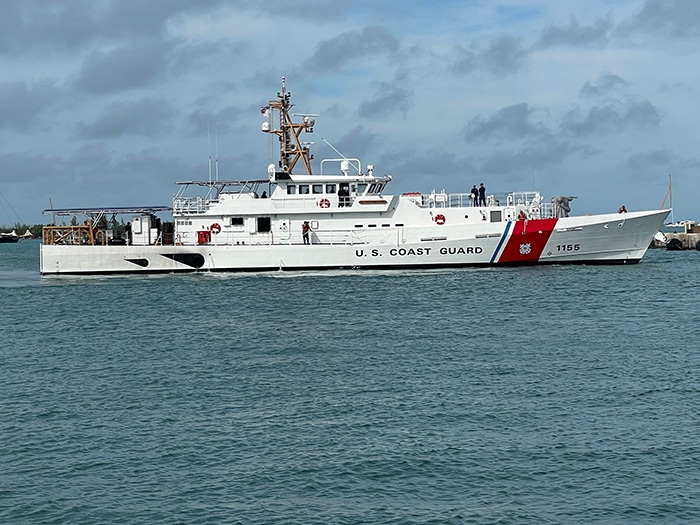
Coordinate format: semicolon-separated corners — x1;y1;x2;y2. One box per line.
661;220;697;234
1;189;32;243
0;230;32;244
0;231;19;244
658;174;696;232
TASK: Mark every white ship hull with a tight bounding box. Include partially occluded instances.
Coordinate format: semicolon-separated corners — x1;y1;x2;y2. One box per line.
40;210;667;275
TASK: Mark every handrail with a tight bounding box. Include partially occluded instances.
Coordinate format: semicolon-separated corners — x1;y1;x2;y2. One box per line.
42;224;107;246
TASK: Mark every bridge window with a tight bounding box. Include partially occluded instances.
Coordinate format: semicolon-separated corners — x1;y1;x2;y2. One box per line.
312;184;323;194
299;185;310;195
287;185;296;195
326;184;337;194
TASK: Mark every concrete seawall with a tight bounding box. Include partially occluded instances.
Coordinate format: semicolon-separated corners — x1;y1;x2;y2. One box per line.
651;232;700;250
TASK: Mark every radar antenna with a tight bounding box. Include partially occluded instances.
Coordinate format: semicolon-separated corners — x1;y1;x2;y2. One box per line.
261;76;315;175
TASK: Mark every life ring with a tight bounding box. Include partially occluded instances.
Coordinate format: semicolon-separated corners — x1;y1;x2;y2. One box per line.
319;198;331;208
210;223;221;234
435;214;446;225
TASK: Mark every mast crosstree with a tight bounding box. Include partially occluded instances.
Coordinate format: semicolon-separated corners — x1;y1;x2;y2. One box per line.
264;77;316;175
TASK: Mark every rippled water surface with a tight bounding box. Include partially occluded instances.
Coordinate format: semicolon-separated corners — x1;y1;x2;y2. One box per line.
2;240;700;524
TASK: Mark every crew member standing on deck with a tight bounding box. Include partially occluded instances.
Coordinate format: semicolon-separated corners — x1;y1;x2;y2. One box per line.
302;221;311;245
478;183;487;207
471;185;479;206
338;186;348;207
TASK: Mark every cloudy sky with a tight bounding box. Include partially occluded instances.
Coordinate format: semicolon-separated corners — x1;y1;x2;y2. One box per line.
1;0;698;225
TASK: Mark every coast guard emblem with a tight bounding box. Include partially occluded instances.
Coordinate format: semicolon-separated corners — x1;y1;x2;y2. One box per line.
519;243;532;255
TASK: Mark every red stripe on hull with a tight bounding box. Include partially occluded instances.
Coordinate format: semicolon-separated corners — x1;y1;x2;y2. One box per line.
497;218;558;263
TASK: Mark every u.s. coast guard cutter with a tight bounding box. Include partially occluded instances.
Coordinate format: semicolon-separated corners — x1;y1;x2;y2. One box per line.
40;80;669;275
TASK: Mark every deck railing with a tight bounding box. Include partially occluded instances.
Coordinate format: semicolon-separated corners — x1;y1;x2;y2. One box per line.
196;228;382;247
420;191;554;218
42;225;108;246
173;197;215;214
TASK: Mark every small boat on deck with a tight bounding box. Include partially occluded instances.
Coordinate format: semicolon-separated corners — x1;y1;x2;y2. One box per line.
40;79;670;275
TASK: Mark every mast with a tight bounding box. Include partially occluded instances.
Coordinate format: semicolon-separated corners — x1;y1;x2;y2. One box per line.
660;173;673;223
263;77;315;175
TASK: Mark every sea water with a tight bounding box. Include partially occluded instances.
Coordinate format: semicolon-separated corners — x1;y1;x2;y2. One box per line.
1;240;700;524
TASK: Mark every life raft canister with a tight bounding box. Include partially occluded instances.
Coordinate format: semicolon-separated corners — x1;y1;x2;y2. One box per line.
210;223;222;234
319;198;331;208
435;214;446;225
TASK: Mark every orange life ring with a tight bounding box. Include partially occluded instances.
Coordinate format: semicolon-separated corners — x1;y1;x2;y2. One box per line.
210;223;221;234
435;214;446;225
319;198;331;208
